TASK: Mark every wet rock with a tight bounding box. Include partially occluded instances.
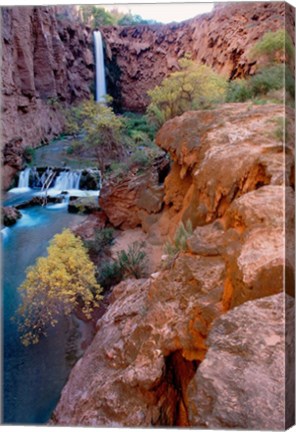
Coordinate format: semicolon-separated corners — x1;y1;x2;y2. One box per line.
2;206;22;227
79;169;101;191
16;195;64;209
187;293;294;430
68;196;100;214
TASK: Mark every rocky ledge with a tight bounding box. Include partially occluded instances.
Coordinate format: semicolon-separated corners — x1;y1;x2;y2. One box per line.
52;101;294;428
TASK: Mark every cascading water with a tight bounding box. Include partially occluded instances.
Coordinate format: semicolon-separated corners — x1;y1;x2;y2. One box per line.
17;167;31;188
94;30;107;103
54;170;82;190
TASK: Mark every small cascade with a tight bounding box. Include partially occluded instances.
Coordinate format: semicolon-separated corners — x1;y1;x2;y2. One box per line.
94;30;107;103
17;168;31;188
54;170;82;190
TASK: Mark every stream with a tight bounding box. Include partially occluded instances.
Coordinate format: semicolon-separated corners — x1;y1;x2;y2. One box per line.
2;185;96;424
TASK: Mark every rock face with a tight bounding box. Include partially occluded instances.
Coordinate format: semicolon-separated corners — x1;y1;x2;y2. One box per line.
101;2;293;111
53;101;294;427
100;157;169;230
187;293;294;430
1;6;94;187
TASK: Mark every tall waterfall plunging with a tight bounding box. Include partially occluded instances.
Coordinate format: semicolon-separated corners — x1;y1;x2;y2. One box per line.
94;31;107;103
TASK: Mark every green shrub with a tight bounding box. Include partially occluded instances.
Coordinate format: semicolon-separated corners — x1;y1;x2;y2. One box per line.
227;63;294;103
147;57;227;127
117;241;147;279
84;228;115;255
97;241;147;289
130;150;150;167
164;220;193;267
65;98;124;172
23;146;35;163
108;161;129;176
123;112;157;145
226;79;253;102
249;64;285;96
97;260;122;290
249;29;294;64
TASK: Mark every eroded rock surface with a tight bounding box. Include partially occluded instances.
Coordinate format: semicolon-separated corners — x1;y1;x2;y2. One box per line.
100;157;169;230
101;2;293;111
53;100;294;427
187;293;294;430
2;6;94;187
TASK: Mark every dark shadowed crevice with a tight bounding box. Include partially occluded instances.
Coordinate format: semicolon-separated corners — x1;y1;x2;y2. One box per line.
156;351;199;426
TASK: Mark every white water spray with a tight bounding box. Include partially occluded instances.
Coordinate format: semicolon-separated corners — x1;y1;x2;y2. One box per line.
17;168;31;188
54;171;82;190
94;31;107;103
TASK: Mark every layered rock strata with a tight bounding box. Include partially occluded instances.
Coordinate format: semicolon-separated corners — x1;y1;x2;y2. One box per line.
101;2;292;111
1;6;94;187
53;102;294;428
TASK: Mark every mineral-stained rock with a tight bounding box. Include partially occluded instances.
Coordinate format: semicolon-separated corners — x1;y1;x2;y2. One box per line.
2;206;22;227
187;293;294;430
99;160;168;230
52;247;226;426
101;2;293;111
156;104;292;231
53;98;294;426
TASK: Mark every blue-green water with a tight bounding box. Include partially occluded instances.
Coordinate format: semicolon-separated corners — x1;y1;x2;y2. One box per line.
2;197;87;424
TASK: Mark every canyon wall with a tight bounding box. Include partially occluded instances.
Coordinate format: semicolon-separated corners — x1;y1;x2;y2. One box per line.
101;1;292;112
1;6;94;188
53;101;295;427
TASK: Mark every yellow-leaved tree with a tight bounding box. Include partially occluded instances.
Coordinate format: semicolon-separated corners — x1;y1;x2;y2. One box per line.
147;56;227;127
16;229;102;346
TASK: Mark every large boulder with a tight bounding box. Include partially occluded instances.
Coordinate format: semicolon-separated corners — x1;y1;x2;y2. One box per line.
187;293;294;430
99;158;169;230
156;104;290;231
2;206;22;227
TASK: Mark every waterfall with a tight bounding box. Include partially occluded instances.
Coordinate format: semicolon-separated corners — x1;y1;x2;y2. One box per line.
94;30;107;103
17;168;31;188
53;170;82;190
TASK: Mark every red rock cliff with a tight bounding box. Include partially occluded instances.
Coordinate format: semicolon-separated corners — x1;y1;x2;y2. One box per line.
101;1;292;112
1;6;94;188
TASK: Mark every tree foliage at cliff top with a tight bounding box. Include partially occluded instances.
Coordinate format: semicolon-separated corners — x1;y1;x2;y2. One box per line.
147;58;227;127
16;229;102;346
80;5;158;27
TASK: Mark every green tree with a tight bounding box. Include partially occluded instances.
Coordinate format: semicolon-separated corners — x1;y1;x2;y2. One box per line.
147;57;227;127
249;29;294;65
92;7;116;27
65;98;125;172
16;229;102;346
117;12;158;25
